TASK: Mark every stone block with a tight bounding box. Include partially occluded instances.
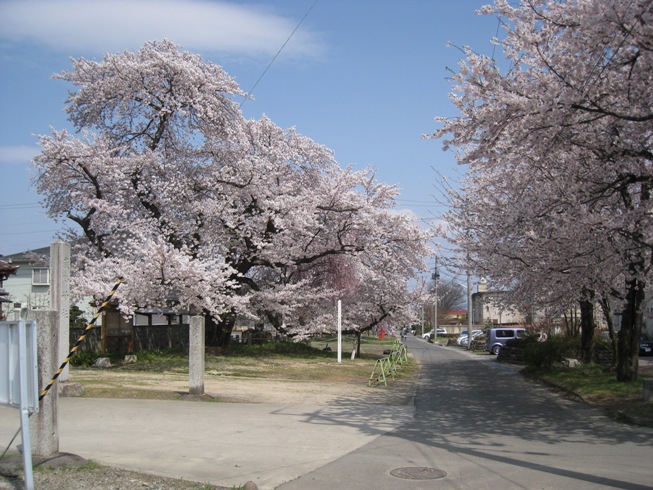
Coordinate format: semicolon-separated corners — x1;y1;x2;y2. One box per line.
563;358;580;368
59;382;84;397
644;378;653;402
94;357;111;368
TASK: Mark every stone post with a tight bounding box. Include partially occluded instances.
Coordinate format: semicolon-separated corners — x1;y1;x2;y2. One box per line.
27;309;59;457
50;241;70;382
188;315;205;395
644;379;653;402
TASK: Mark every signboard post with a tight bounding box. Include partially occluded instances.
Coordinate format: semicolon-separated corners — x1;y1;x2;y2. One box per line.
0;320;38;490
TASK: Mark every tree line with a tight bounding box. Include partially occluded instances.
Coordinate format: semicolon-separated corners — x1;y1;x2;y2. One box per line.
432;0;652;381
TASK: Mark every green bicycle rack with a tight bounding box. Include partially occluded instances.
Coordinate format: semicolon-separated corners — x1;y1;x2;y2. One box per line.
368;341;409;387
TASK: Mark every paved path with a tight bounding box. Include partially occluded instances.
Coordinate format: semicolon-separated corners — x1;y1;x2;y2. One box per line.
2;338;653;489
279;337;653;489
1;374;414;489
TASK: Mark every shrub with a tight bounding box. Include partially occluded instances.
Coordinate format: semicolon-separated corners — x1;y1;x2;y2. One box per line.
69;351;100;367
221;340;329;358
522;335;580;370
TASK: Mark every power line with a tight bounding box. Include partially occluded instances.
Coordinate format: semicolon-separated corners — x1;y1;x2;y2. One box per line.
240;0;319;108
492;14;501;61
2;229;62;236
0;203;42;210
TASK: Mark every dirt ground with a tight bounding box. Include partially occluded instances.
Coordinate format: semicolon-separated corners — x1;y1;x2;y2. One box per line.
67;367;417;406
0;359;418;490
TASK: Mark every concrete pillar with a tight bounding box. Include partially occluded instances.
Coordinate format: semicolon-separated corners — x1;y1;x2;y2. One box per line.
50;241;71;382
188;315;205;395
27;309;59;457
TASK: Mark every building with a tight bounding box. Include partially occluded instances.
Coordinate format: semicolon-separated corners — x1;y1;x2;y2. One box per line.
444;309;467;324
471;278;528;327
0;258;19;320
1;246;51;317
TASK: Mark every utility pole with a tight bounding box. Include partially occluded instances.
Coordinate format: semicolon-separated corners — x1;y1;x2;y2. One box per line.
467;269;473;350
420;305;424;336
432;256;440;340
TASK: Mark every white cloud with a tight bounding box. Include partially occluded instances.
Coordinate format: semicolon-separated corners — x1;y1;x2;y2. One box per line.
0;145;39;165
389;207;421;221
0;0;325;59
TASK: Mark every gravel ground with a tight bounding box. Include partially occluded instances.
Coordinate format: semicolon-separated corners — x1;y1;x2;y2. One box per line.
0;458;233;489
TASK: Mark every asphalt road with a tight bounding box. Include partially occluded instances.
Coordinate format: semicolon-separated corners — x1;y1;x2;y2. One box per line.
2;338;653;489
278;337;653;490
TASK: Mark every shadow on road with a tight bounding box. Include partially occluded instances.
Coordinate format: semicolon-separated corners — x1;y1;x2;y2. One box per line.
280;337;653;489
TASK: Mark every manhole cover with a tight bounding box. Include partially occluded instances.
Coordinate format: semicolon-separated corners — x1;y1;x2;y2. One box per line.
390;466;447;480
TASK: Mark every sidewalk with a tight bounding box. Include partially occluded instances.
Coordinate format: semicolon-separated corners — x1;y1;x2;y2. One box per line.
1;397;414;490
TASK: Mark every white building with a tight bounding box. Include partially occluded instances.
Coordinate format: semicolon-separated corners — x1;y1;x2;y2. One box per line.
471;278;528;326
1;246;52;317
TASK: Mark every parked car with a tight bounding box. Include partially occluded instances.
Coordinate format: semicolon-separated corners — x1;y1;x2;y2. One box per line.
459;330;484;347
456;329;483;346
641;339;653;356
486;327;527;355
422;328;447;340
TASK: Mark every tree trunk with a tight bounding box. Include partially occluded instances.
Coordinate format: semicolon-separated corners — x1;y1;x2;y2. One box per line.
205;309;236;347
599;295;617;370
579;296;595;364
266;311;285;337
616;275;644;382
563;306;580;337
355;331;362;358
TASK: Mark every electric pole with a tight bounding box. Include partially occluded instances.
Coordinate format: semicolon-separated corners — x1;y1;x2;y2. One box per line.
432;256;440;340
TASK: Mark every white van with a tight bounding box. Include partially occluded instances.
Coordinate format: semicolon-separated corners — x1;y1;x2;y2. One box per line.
486;327;526;355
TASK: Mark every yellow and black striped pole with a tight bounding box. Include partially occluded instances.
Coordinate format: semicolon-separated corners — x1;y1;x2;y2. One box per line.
38;277;124;401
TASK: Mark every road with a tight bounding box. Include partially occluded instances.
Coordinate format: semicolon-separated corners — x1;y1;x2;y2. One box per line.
278;336;653;489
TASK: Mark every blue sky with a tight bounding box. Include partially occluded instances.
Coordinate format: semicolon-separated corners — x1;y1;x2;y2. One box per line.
0;0;498;257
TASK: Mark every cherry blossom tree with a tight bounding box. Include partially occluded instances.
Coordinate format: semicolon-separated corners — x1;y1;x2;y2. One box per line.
33;40;431;346
431;0;653;380
34;40;249;323
281;208;431;355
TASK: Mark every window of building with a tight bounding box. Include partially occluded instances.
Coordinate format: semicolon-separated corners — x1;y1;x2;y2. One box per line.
32;268;50;286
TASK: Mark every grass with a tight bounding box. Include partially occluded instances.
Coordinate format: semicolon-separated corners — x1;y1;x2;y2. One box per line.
35;460;102;473
524;363;653;425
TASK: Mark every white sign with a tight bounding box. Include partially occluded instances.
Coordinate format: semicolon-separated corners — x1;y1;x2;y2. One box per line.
0;320;39;411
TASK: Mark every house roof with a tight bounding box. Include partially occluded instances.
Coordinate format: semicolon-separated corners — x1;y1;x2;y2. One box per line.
2;246;51;263
0;259;19;284
446;309;467;316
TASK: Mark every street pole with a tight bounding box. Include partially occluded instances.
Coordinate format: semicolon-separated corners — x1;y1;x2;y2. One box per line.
432;256;440;341
420;306;424;336
467;270;472;350
337;300;342;363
